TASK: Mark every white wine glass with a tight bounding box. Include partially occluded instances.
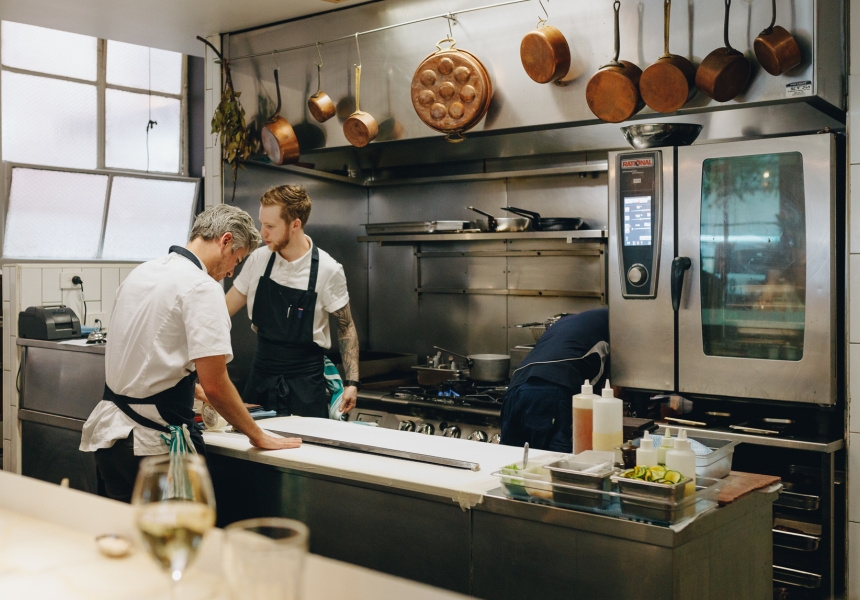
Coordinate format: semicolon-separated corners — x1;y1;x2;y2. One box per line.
131;453;217;599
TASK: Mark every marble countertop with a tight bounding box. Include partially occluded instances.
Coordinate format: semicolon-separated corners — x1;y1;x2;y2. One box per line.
0;470;469;600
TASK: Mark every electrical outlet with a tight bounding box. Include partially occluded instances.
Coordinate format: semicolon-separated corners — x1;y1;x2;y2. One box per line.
60;272;83;289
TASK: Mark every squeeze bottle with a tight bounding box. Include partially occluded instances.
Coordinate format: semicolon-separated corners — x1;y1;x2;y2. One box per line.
592;380;623;452
572;379;599;454
635;431;658;467
657;427;674;465
665;428;697;493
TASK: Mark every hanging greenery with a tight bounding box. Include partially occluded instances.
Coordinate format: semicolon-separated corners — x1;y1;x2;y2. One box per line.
197;36;254;203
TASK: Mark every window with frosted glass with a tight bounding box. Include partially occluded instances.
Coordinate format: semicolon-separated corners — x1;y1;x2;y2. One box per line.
105;89;180;172
1;21;97;80
699;152;806;360
1;71;97;169
3;168;108;258
101;177;196;260
106;41;182;94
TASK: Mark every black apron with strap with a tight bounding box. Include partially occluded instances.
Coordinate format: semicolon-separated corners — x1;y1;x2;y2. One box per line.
102;245;207;455
243;246;327;417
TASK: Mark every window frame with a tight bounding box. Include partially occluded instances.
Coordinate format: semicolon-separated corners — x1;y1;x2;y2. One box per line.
0;24;192;263
1;161;200;262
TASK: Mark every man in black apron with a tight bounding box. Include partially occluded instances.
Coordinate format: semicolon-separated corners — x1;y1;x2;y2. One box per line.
80;205;301;503
226;185;360;418
501;308;610;453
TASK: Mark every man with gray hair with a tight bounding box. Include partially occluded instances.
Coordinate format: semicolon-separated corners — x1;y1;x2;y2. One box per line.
81;204;301;502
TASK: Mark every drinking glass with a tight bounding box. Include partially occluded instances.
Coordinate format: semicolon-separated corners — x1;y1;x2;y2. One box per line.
131;453;217;599
223;517;309;600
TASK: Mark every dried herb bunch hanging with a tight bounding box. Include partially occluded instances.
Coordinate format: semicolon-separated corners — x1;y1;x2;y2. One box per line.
197;36;253;202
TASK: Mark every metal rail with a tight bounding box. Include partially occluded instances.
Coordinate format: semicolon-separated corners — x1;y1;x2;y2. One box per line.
223;0;530;62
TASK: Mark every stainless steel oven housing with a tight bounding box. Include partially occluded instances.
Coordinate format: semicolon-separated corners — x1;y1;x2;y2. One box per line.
608;133;838;405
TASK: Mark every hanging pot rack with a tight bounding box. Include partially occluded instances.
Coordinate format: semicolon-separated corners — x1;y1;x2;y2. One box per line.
218;0;530;63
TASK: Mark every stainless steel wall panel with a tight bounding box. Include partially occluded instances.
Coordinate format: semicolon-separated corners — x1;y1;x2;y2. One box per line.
368;179;505;225
505;173;610;231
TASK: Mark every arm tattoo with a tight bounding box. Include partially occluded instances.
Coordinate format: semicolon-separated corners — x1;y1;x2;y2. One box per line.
333;303;359;381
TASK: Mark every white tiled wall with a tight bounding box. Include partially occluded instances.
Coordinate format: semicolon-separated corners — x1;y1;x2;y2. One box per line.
849;1;859;597
1;262;137;473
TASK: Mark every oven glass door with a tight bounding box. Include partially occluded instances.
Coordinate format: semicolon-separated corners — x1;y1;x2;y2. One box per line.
677;133;836;404
699;151;806;361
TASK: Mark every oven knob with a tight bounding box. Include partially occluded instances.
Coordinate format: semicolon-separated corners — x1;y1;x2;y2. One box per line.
627;264;648;287
468;430;488;442
443;426;461;438
417;423;435;435
398;420;416;432
489;433;501;444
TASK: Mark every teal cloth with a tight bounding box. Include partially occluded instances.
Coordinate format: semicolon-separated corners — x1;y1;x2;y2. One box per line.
324;356;345;420
160;424;197;500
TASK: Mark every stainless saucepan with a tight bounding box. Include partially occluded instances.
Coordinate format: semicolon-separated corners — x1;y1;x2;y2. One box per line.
466;206;531;233
433;345;510;382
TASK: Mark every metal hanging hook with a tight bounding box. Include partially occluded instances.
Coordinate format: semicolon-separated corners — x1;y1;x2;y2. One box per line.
354;32;362;68
537;0;549;27
314;42;324;94
314;42;324;68
270;49;280;72
445;13;457;42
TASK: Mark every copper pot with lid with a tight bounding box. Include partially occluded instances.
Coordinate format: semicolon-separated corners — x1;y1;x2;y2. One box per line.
585;0;643;123
410;36;492;142
260;69;300;165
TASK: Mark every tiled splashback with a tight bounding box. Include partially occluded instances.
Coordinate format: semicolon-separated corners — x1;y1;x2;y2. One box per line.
2;262;138;472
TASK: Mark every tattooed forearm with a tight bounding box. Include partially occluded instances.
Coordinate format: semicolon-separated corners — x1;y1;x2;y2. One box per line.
334;303;360;381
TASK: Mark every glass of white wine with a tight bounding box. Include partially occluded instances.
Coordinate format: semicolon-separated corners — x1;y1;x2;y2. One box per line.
131;453;217;599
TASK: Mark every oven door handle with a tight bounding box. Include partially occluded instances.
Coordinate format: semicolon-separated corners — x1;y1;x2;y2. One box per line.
671;256;692;311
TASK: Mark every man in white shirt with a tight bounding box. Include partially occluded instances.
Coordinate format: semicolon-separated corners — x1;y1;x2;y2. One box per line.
226;185;360;418
80;204;301;502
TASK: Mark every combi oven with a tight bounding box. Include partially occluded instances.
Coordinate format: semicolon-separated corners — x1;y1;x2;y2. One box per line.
608;133;843;405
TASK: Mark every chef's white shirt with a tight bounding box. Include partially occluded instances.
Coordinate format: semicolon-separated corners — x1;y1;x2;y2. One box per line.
79;251;234;456
231;236;349;350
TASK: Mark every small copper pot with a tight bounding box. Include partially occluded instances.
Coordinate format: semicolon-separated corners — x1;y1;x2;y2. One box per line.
639;0;697;113
343;65;378;148
520;21;571;85
261;69;300;165
753;0;801;76
586;1;643;123
307;50;336;123
695;0;751;103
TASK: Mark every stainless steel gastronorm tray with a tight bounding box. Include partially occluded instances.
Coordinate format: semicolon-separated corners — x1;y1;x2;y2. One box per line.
363;221;469;234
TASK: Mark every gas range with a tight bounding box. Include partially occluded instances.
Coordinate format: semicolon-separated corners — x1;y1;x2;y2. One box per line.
349;381;505;443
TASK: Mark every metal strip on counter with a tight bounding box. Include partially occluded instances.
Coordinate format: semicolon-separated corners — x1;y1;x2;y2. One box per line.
266;429;481;471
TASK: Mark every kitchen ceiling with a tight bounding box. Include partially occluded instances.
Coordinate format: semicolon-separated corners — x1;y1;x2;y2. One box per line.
0;0;375;57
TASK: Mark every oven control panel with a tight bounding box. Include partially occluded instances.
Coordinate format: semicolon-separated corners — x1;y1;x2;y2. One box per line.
617;150;662;298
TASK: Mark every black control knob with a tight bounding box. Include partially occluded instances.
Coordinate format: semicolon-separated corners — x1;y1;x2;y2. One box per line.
627;264;648;286
398;420;415;432
417;423;435;435
489;433;501;444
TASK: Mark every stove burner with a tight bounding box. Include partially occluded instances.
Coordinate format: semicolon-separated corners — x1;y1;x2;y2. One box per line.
391;382;506;408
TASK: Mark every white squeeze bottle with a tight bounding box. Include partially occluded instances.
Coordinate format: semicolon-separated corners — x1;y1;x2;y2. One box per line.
636;431;658;467
572;379;599;454
657;426;674;465
665;428;697;493
592;380;623;452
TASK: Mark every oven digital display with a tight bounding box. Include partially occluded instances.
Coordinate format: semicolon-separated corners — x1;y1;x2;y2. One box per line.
623;196;652;246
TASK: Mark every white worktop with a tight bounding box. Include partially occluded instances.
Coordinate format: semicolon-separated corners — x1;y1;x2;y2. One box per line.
203;416;557;509
0;470;471;600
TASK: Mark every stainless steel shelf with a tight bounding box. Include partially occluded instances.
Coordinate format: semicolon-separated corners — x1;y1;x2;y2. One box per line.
359;229;608;244
416;288;603;298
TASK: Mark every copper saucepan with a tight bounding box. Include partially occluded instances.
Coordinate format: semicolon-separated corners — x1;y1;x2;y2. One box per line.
343;64;378;148
308;43;336;123
753;0;801;76
260;69;300;165
520;5;571;85
585;0;643;123
639;0;696;113
695;0;751;103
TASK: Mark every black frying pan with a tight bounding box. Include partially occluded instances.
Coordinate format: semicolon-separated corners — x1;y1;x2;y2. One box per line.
502;206;588;232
